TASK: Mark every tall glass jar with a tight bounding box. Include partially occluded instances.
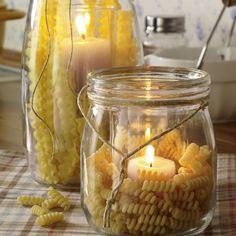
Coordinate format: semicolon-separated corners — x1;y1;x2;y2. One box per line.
22;0;143;186
80;67;216;235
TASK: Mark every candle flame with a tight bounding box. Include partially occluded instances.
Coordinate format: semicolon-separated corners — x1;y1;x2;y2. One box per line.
75;13;90;37
146;145;155;167
145;127;151;141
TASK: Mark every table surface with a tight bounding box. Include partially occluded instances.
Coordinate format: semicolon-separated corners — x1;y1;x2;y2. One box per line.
0;79;235;153
0;151;235;236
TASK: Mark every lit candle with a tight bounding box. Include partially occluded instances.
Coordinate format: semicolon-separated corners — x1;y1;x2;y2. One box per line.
127;144;176;181
62;13;111;92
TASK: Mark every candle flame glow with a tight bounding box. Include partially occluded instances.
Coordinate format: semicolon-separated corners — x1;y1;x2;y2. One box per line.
75;13;90;36
145;127;151;141
146;145;155;166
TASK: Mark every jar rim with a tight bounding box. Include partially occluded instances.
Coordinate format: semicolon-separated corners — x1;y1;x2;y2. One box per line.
87;66;210;106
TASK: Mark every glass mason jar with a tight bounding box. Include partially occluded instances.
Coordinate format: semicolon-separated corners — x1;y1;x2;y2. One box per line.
80;67;216;235
22;0;143;186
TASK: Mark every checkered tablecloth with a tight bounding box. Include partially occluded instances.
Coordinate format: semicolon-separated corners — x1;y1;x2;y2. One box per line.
0;150;235;236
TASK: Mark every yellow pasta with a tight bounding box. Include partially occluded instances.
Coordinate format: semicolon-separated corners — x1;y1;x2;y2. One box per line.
171;207;201;221
17;196;46;207
139;191;158;204
31;205;49;216
121;202;157;215
156;129;185;161
42;198;58;210
180;176;210;191
83;129;214;235
138;214;168;227
179;143;199;167
195;188;208;202
196;145;212;162
127;218;166;235
168;217;197;230
178;167;192;174
36;212;64;226
85;197;105;218
113;10;139;67
100;188;111;200
189;160;203;174
173;173;197;185
164;190;195;202
142;180;176;192
173;200;199;211
156;200;173;213
120;178;143;195
47;187;71;210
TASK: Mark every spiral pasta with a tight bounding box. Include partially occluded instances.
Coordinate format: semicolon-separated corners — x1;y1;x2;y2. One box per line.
113;10;139;67
127;217;167;235
138;214;168;227
142;180;176;192
121;202;157;215
168;217;197;230
164;190;195;202
84;131;214;235
36;212;64;226
173;200;199;211
47;187;71;211
171;207;201;221
31;205;49;216
156;129;185;161
173;173;197;185
42;198;58;210
179;143;199;167
195;188;208;202
120;178;143;195
196;145;212;162
17;196;46;207
139;191;158;204
180;176;210;191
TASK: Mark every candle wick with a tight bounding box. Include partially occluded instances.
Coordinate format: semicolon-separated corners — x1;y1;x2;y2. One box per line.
82;34;85;40
150;163;152;168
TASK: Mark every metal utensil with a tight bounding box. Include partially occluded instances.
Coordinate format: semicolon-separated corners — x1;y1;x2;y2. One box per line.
197;0;236;69
226;14;236;48
196;4;227;69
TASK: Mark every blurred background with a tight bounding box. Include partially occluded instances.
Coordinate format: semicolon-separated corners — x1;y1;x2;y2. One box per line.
2;0;236;52
0;0;235;151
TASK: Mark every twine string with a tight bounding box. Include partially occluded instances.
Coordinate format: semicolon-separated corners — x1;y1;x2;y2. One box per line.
31;0;57;160
77;84;208;227
78;85;124;156
67;0;77;96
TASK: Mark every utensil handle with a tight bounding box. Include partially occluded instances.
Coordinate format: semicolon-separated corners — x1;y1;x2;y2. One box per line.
0;10;25;21
222;0;236;6
196;4;227;69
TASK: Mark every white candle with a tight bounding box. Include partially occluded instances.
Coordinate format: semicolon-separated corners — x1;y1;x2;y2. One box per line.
62;14;111;92
127;145;176;181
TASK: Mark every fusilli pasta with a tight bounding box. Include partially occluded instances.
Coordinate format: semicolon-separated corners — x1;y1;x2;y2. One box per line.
17;196;46;206
31;205;49;216
47;187;71;210
142;180;176;192
36;212;64;226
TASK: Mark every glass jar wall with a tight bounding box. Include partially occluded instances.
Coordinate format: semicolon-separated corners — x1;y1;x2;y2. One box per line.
80;67;216;235
22;0;143;186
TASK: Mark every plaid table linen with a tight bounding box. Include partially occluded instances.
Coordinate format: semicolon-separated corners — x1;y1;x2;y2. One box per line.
0;150;235;236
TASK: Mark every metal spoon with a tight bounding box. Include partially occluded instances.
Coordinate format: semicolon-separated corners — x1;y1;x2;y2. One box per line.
196;3;227;69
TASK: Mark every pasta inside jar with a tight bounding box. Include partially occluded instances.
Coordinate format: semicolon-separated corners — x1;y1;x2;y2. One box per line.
80;66;216;236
